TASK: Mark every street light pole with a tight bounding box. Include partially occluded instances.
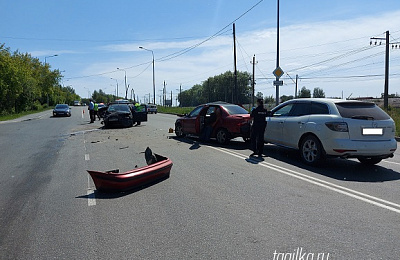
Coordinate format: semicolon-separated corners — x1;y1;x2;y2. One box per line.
44;54;58;106
117;68;128;99
110;78;118;100
139;47;156;105
44;54;58;64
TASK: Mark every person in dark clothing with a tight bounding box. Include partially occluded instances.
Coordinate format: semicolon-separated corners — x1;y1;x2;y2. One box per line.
250;99;268;157
88;99;95;123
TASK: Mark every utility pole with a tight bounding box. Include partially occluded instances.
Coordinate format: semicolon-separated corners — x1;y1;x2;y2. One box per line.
163;80;166;106
286;73;297;99
250;55;257;108
370;31;390;109
179;84;182;107
233;23;238;104
275;0;280;106
208;79;210;103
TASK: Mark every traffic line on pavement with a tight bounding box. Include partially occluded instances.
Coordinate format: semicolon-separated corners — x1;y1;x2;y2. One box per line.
83;132;96;206
383;160;400;167
209;146;400;215
87;176;96;206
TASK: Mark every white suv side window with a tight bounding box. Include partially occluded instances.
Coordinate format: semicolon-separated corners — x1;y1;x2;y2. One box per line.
273;104;294;117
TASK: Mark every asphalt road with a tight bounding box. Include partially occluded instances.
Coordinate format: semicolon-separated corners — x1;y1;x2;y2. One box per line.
0;107;400;260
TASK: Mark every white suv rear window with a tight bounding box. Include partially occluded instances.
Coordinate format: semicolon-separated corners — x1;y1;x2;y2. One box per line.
335;102;390;120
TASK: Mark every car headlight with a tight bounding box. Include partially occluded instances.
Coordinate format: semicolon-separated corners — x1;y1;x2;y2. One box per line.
325;122;348;132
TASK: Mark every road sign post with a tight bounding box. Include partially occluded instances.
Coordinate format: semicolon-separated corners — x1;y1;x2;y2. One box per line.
273;67;284;104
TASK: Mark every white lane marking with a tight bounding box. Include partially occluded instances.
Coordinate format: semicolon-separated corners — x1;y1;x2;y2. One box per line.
209;146;400;214
383;160;400;166
83;132;96;206
87;176;96;206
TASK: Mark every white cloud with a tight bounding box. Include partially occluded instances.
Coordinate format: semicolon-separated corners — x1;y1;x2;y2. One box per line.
71;9;400;101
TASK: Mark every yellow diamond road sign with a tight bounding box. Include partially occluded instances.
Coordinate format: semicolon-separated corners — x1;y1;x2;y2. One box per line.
273;66;284;79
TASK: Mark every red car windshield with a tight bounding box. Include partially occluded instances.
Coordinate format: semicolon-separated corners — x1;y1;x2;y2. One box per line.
222;105;249;115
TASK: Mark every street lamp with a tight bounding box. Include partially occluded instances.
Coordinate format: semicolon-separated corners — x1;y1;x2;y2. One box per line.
139;46;155;105
44;54;58;64
84;87;91;99
44;54;58;106
110;78;119;100
117;68;128;99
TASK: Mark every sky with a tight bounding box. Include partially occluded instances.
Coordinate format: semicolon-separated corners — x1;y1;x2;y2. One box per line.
1;0;400;104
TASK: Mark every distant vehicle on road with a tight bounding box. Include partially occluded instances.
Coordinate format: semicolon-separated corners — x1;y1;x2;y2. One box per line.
264;98;397;165
73;100;81;106
175;102;251;144
147;104;157;114
53;104;71;117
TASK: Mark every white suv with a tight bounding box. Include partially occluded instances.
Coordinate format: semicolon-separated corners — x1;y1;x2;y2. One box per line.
264;98;397;165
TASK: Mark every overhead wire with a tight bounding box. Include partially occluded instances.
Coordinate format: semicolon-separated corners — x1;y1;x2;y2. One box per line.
65;0;264;80
157;0;264;62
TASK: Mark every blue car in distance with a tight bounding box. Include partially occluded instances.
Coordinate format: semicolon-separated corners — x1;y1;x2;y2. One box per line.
53;104;71;117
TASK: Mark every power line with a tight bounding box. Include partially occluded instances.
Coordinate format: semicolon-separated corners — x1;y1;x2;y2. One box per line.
157;0;264;62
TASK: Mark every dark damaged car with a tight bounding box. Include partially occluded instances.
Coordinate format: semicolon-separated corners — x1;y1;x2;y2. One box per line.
103;104;134;128
103;102;148;128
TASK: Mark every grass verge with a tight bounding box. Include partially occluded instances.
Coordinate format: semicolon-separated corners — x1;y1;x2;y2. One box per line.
157;106;194;115
0;108;51;121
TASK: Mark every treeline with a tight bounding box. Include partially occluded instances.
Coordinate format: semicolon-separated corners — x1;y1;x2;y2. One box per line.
84;89;117;104
178;71;252;107
0;44;80;115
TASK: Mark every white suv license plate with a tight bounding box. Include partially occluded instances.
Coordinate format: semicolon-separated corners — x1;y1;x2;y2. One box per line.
362;128;383;136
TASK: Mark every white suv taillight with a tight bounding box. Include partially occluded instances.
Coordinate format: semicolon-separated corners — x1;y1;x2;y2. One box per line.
325;122;348;132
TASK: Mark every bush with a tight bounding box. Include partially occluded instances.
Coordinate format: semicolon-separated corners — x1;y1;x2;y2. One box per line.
32;100;43;111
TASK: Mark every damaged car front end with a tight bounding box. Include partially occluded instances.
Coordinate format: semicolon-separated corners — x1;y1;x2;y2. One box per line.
103;104;134;128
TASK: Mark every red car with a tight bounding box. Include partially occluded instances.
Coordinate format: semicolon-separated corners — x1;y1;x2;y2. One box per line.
175;102;251;144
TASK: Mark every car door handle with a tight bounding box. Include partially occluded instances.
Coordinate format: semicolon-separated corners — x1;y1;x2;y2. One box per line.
298;122;305;125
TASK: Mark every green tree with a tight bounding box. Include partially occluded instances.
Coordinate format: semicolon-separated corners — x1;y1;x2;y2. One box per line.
280;95;294;102
313;87;325;98
0;43;80;114
298;87;311;98
264;95;275;105
178;71;251;107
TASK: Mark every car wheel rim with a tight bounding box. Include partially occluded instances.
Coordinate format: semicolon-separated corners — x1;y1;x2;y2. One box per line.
176;126;183;136
217;131;226;143
302;140;318;163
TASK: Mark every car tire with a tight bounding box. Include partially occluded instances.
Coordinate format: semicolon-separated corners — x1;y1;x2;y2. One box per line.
300;135;324;166
175;124;185;137
216;128;230;144
358;157;382;165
